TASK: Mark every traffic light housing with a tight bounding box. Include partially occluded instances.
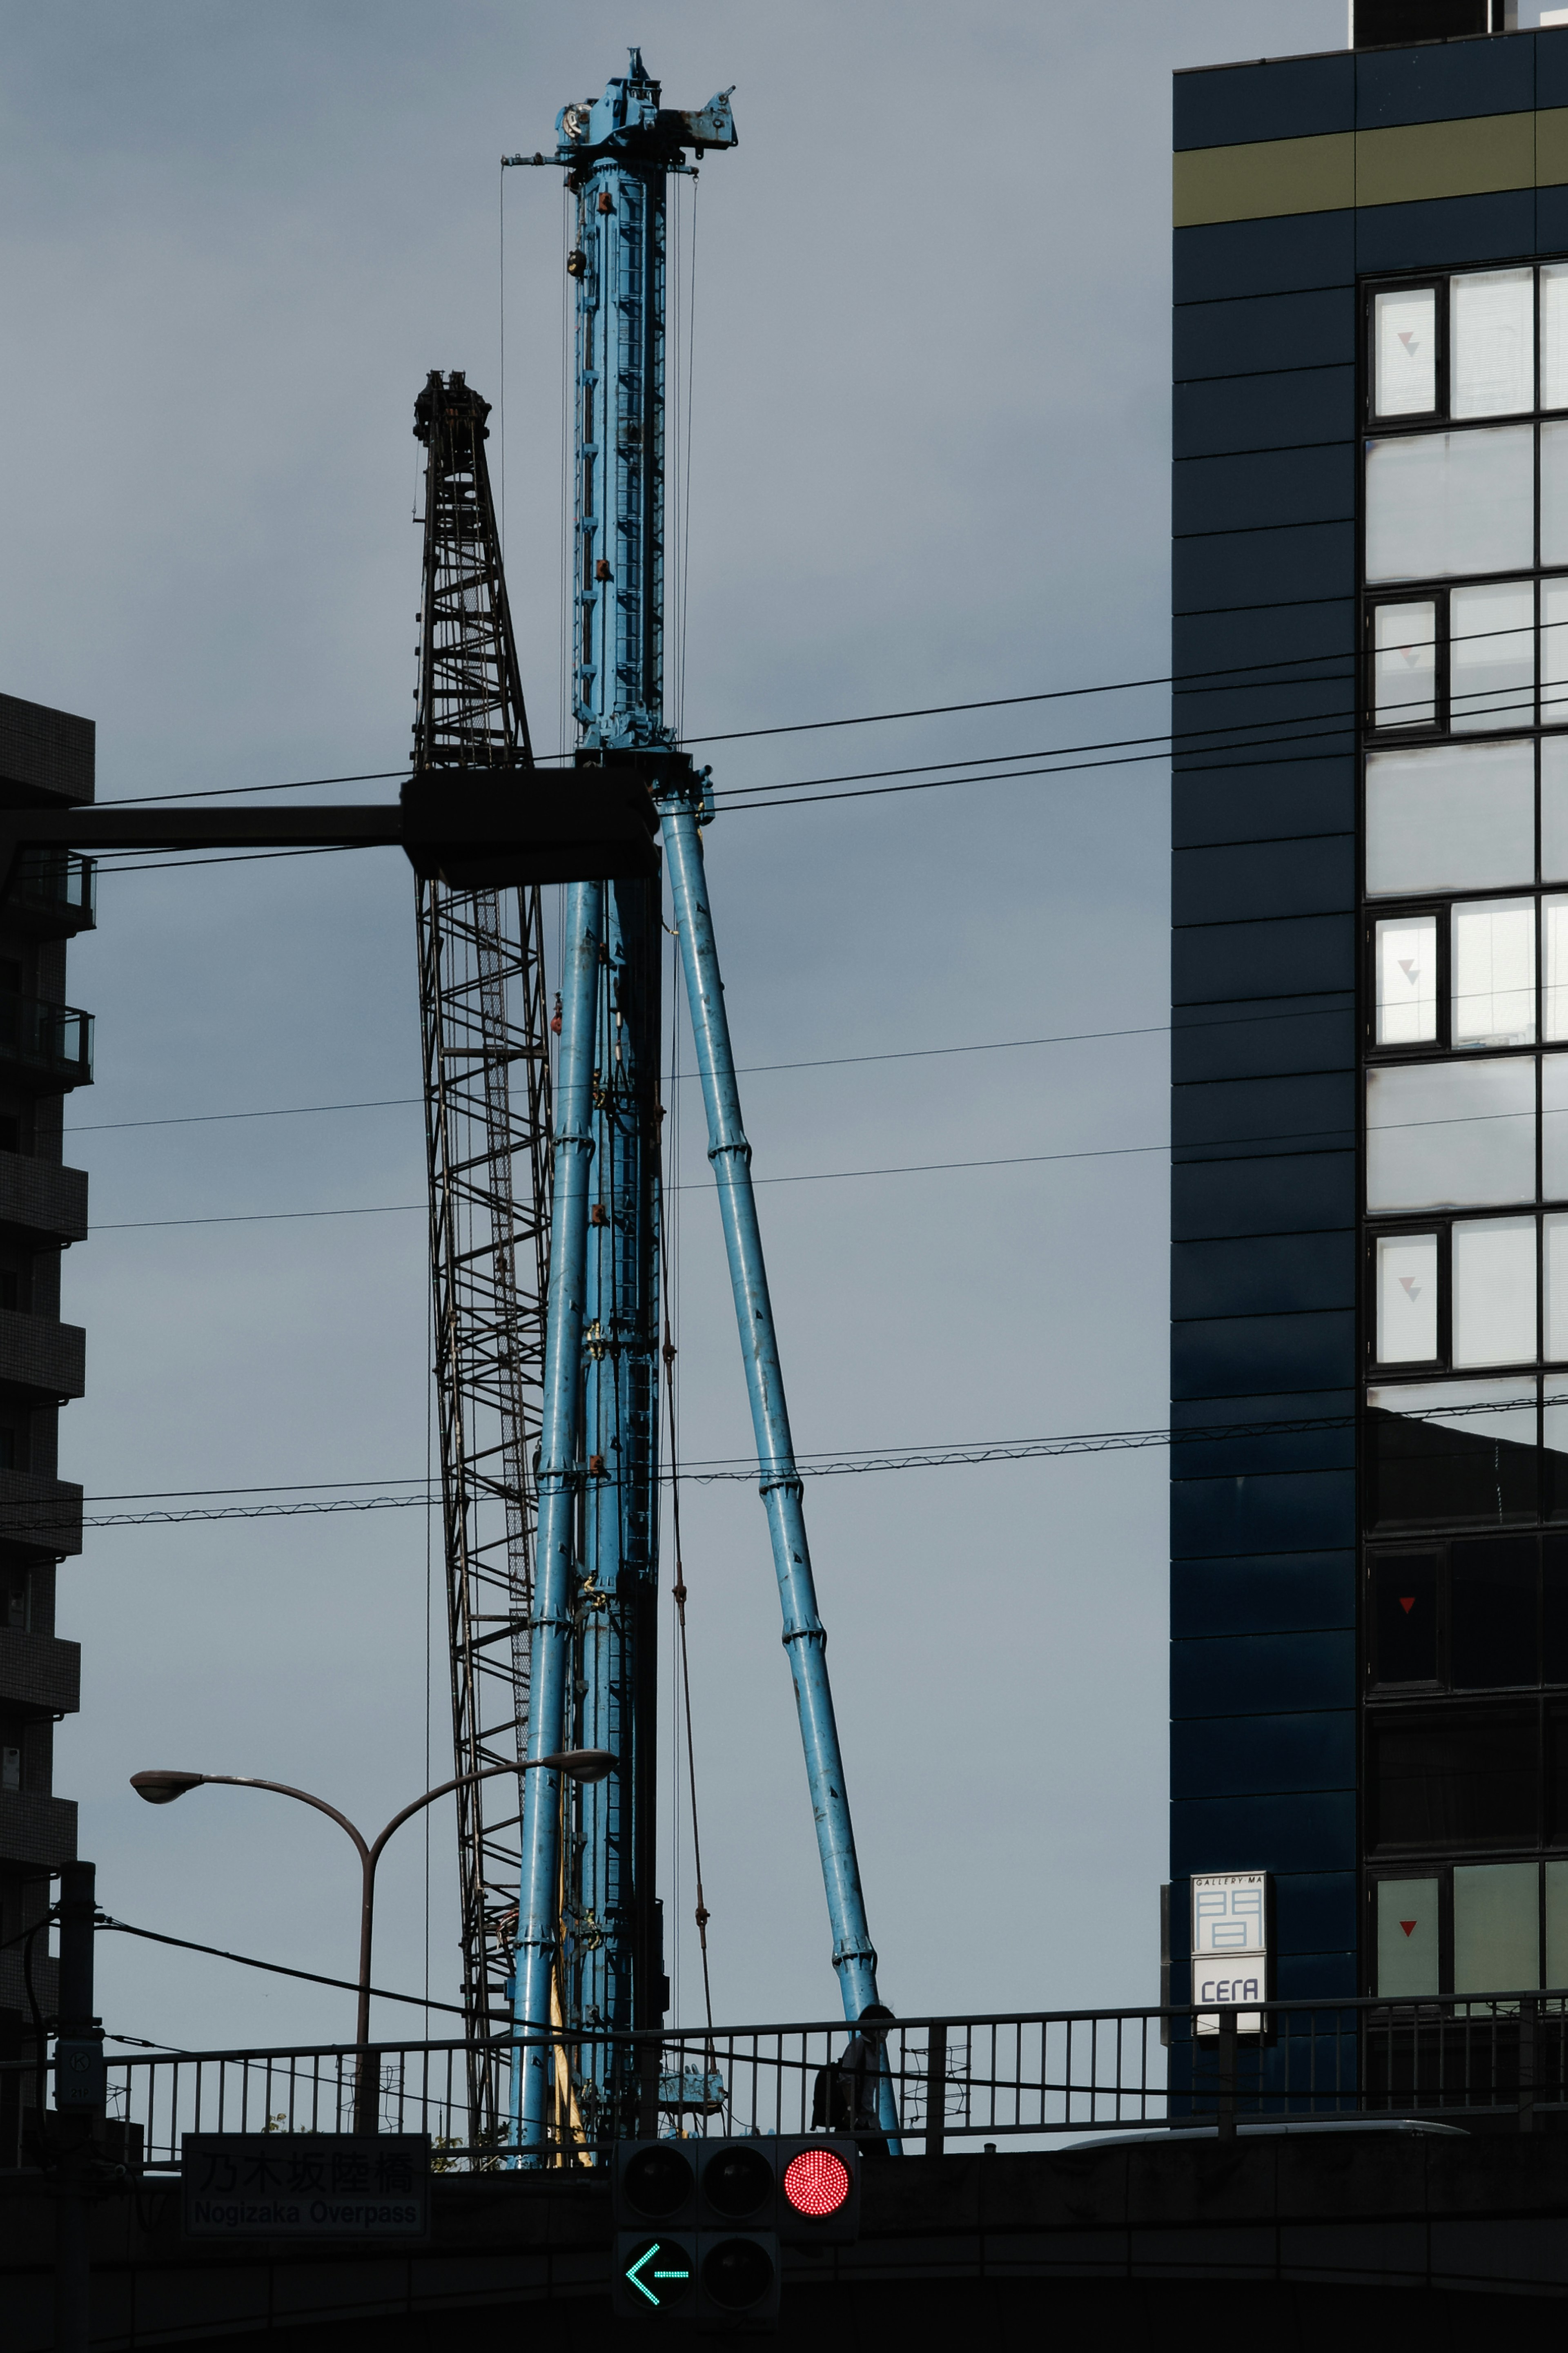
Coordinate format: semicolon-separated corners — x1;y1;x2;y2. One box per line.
610;2136;860;2322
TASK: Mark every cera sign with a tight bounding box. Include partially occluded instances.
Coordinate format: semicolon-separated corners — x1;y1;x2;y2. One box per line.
1191;1870;1269;2034
181;2134;430;2239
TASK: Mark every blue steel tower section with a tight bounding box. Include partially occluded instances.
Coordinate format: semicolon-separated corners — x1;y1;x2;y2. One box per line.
510;52;893;2160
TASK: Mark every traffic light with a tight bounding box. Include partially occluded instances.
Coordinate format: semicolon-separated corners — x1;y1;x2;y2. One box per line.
610;2135;860;2323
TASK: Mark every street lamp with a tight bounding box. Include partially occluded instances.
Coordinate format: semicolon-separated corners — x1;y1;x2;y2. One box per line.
130;1749;613;2131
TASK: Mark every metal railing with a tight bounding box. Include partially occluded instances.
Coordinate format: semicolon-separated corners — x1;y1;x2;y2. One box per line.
0;993;92;1084
37;1989;1568;2172
12;851;96;929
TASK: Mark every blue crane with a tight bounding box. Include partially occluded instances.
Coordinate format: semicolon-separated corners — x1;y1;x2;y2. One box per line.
506;50;894;2160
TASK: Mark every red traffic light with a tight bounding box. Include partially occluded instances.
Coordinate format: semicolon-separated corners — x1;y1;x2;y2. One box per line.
782;2146;851;2219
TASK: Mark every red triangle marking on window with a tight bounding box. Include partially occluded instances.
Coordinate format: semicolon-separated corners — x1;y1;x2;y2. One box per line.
1400;1596;1415;1613
1401;1921;1417;1937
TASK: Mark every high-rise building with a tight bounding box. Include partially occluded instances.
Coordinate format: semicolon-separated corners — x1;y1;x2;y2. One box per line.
1169;3;1568;2018
0;694;93;2159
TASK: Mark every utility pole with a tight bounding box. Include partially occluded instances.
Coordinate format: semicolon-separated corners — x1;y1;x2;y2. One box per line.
51;1859;105;2353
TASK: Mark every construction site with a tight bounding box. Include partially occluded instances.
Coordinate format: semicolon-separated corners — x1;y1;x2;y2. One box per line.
10;4;1568;2347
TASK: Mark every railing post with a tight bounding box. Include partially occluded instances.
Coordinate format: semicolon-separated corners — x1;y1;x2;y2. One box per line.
1519;1995;1537;2134
1216;2009;1237;2142
925;2023;947;2158
636;2031;659;2141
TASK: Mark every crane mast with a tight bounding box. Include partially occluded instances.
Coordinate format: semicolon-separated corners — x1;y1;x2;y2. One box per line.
412;372;552;2134
510;51;896;2161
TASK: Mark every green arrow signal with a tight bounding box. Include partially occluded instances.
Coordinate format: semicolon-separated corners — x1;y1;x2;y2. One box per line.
626;2239;693;2307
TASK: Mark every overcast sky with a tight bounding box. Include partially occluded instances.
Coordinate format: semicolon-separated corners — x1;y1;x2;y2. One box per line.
0;0;1380;2063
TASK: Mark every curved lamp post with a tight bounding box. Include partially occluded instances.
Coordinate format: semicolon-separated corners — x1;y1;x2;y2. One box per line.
131;1749;613;2132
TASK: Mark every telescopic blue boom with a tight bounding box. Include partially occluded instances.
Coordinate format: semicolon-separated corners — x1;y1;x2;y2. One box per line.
510;50;892;2161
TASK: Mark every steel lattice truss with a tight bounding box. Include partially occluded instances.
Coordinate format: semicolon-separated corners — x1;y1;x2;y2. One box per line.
412;373;551;2120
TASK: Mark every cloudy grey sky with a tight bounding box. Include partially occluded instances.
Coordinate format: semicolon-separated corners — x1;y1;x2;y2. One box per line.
0;0;1376;2057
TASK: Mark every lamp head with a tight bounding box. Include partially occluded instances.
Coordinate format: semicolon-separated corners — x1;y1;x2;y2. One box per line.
130;1769;205;1806
539;1747;616;1785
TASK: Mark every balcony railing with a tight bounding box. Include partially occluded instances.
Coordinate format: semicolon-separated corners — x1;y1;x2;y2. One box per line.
0;994;92;1088
10;851;95;932
24;1990;1568;2175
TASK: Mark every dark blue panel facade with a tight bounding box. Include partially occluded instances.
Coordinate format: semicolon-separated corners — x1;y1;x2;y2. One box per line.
1172;1000;1356;1085
1173;445;1357;537
1354;35;1533;127
1173;367;1356;461
1172;1711;1356;1798
1171;49;1364;2013
1354;190;1536;274
1174;215;1358;306
1172;838;1356;926
1168;19;1568;2022
1172;1552;1356;1639
1172;1231;1355;1322
1174;291;1357;384
1172;1070;1354;1153
1172;1149;1355;1242
1173;756;1354;852
1173;52;1354;152
1175;520;1357;613
1172;913;1356;1010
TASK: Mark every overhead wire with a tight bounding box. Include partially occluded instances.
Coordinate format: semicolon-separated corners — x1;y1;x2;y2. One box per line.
22;1388;1549;1538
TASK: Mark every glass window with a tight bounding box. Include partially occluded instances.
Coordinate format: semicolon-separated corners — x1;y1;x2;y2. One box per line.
1452;1535;1539;1686
1368;1376;1540;1529
1547;901;1568;1043
1377;1876;1441;1997
1366;427;1534;583
1544;421;1568;569
1372;601;1437;729
1451;269;1535;419
1548;1217;1568;1358
1374;286;1438;418
1452;1217;1537;1365
1366;1057;1536;1212
1370;1706;1539;1851
1544;582;1568;727
1546;1056;1568;1199
1452;898;1535;1047
1547;1858;1568;1986
1372;1550;1439;1682
1365;739;1535;897
1376;1231;1439;1361
1547;266;1568;411
1546;1536;1568;1679
1454;1860;1540;1994
1375;914;1438;1045
1450;580;1535;732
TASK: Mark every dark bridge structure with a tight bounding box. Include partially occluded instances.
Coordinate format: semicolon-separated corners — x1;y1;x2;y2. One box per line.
11;1992;1568;2344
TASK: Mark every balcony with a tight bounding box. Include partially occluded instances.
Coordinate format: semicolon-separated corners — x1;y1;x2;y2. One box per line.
8;851;95;936
0;1472;82;1556
0;1154;86;1245
0;1311;85;1401
0;1627;79;1715
0;1786;75;1867
0;994;92;1091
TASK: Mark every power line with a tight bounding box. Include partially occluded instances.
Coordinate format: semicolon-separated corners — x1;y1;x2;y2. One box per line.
96;770;406;809
98;1915;468;2018
57;1006;1316;1137
27;1387;1550;1535
88;1094;1568;1228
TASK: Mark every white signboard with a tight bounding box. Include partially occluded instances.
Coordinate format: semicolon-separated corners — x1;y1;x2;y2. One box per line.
1192;1870;1267;2035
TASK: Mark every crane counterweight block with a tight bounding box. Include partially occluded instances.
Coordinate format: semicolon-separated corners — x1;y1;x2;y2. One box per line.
399;768;660;887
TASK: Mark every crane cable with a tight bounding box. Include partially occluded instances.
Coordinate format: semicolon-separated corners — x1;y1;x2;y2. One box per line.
660;920;715;2036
